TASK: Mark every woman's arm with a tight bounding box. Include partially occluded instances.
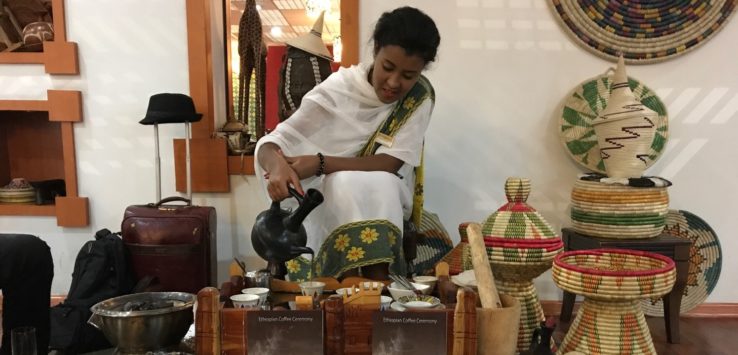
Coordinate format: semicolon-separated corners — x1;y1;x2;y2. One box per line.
284;153;404;180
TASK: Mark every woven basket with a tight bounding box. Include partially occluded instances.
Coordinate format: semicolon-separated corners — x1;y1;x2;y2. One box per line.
553;249;676;301
641;210;723;316
570;222;664;239
549;0;738;64
0;178;36;204
497;280;545;354
490;259;553;281
557;299;656;355
439;222;471;275
591;59;659;179
570;178;670;239
558;72;669;174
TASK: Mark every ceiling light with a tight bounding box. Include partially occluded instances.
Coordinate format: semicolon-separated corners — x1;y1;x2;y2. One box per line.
270;26;283;37
305;0;331;18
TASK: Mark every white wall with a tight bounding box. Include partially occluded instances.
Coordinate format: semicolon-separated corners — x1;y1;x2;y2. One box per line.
1;0;737;303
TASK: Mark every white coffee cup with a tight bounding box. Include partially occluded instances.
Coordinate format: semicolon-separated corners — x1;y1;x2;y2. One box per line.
230;294;260;308
380;295;393;311
241;287;270;306
299;281;326;298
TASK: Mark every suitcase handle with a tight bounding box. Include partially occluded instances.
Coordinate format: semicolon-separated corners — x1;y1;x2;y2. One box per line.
152;196;192;207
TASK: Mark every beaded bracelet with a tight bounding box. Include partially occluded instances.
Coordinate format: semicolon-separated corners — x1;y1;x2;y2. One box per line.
315;152;325;176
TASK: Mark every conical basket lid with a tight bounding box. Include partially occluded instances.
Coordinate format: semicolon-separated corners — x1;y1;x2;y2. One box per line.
285;11;333;61
481;178;559;241
592;55;658;126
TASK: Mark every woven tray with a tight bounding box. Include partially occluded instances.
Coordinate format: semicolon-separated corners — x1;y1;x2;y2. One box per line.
549;0;738;63
641;210;723;316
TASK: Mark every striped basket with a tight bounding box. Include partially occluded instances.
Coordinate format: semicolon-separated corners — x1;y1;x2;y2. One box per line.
570;179;669;239
553;249;676;301
476;177;563;352
497;280;546;354
553;249;676;355
0;178;36;204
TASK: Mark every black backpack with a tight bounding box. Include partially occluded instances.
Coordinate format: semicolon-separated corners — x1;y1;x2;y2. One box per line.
49;229;136;354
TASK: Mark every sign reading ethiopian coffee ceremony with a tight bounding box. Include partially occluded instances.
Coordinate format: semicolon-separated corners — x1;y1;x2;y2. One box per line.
371;311;447;355
247;310;323;355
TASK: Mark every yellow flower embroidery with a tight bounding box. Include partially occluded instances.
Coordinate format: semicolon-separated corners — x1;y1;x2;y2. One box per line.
334;234;350;252
403;97;417;110
388;119;397;132
388;232;397;246
346;247;365;262
286;259;301;273
360;227;379;244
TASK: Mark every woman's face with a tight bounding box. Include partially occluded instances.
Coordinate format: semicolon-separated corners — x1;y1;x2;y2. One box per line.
370;45;426;104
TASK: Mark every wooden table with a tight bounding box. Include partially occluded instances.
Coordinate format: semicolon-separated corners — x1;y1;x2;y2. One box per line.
559;228;691;344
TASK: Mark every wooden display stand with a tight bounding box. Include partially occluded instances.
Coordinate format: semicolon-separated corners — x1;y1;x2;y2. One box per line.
196;287;459;355
197;264;482;355
0;0;79;74
0;91;89;226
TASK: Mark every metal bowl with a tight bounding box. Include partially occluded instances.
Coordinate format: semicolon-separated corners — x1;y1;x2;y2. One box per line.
89;292;195;354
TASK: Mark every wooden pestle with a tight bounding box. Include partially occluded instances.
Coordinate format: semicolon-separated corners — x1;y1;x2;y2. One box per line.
196;287;221;355
466;223;501;309
453;287;478;355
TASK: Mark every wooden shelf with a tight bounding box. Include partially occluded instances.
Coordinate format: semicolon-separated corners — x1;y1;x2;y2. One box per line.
227;155;255;175
0;91;88;227
0;204;55;216
0;0;79;74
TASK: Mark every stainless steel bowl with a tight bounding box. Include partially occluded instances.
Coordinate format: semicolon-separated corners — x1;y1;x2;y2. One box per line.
89;292;195;354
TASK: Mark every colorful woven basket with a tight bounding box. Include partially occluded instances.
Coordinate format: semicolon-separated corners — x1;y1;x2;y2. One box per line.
478;177;563;353
570;178;670;239
553;249;675;300
413;210;454;276
559;73;668;174
592;56;660;179
439;222;471;275
641;210;722;316
553;249;676;355
0;178;36;204
549;0;738;63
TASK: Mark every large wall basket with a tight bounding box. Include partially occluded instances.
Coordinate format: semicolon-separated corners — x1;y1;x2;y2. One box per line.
558;73;668;174
549;0;738;63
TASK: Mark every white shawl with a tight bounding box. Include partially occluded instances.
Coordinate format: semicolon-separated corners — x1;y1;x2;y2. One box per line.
254;63;433;252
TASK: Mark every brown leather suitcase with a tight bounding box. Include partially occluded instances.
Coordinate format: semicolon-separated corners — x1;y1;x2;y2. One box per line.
121;197;216;294
121;94;217;293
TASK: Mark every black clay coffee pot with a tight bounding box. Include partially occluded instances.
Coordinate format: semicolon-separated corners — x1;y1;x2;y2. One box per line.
251;187;323;279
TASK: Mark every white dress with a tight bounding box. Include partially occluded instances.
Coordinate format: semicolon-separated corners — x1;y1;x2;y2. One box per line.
254;63;433;278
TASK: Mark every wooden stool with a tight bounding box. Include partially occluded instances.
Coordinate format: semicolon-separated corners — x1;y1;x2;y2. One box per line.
559;228;691;344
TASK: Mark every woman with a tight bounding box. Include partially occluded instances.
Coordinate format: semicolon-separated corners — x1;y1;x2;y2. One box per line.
256;6;440;280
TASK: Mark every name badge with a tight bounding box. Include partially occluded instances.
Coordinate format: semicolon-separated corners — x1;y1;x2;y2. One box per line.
375;133;394;148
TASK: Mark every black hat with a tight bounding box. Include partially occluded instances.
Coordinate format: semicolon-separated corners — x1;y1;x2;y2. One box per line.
139;93;203;125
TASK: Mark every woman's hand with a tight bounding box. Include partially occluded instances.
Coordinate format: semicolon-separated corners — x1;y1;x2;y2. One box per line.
258;143;304;201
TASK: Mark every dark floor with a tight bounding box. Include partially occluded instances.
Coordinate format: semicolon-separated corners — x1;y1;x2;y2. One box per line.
554;316;738;355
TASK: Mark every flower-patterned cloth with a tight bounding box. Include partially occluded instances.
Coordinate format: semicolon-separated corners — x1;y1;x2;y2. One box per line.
286;219;406;281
